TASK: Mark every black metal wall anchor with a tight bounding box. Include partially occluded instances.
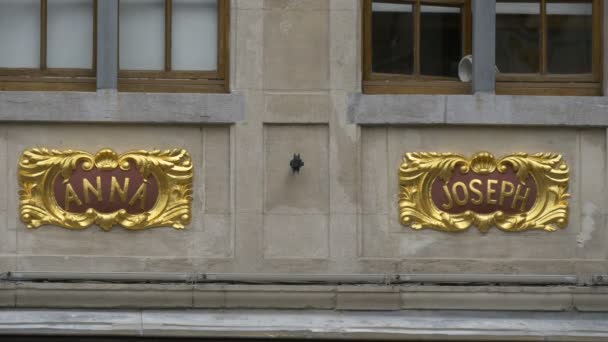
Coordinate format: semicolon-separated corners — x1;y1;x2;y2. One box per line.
290;154;304;173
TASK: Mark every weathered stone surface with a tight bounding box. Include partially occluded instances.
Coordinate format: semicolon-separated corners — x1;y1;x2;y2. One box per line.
15;283;192;308
263;7;329;90
348;93;608;127
264;125;329;214
0;91;244;123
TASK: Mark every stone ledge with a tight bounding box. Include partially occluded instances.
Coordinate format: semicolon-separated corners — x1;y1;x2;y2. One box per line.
2;309;608;340
3;283;608;311
0;90;244;124
347;93;608;127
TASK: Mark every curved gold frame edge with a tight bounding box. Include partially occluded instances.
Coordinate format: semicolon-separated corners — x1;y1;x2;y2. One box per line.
398;151;570;233
18;148;193;231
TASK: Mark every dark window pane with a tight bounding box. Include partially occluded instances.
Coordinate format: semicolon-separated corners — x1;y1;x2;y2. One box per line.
547;1;592;74
496;1;540;73
420;5;462;77
372;2;413;74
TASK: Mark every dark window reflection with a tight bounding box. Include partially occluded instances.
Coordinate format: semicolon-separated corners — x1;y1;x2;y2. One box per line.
547;1;592;74
371;2;413;74
496;1;540;73
420;5;462;77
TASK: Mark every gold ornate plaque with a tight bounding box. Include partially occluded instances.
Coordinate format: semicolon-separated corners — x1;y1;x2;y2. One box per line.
19;148;193;231
399;152;569;233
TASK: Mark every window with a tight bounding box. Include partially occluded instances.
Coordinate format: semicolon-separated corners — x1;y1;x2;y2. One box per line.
0;0;97;91
118;0;229;93
496;0;602;95
363;0;472;94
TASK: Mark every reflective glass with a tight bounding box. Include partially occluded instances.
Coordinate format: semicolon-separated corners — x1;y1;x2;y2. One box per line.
172;0;217;71
496;1;540;73
420;5;462;77
371;2;413;74
0;0;40;68
119;0;165;70
48;0;94;69
547;1;592;74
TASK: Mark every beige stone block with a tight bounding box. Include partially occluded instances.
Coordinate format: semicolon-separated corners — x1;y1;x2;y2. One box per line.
576;129;606;260
360;214;398;259
234;8;263;90
404;259;577;276
0;282;15;307
18;227;94;256
193;284;225;308
235;92;264;214
328;214;357;272
396;230;575;260
263;214;329;259
15;283;192;308
204;126;231;214
330;0;358;11
264;124;329;214
329;9;359;91
233;213;264;270
16;255;94;272
0;255;17;273
259;257;329;273
401;291;572;311
0;127;13;256
91;257;147;272
573;288;608;311
264;0;328;10
236;0;263;9
87;224;196;258
263;9;329;90
329;91;358;214
224;285;335;309
356;258;399;274
143;257;196;272
264;93;330;123
360;127;388;214
195;214;233;258
336;286;400;310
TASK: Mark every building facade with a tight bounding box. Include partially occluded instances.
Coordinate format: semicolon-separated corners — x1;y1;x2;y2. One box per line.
1;0;608;340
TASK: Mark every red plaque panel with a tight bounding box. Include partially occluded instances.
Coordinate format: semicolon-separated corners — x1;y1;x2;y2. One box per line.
53;161;159;214
431;168;537;215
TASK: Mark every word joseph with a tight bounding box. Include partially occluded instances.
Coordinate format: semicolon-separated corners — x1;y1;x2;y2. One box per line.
437;179;531;212
399;152;569;232
432;167;537;215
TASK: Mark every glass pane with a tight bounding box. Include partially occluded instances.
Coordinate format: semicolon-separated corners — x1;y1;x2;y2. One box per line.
496;1;540;73
172;0;217;71
48;0;94;69
119;0;164;70
0;0;40;68
371;2;413;74
420;5;462;77
547;1;592;74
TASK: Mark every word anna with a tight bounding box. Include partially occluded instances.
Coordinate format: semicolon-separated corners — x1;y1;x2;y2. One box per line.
439;179;532;212
63;176;148;211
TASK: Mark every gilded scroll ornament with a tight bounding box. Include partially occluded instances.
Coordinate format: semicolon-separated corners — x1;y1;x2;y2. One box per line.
399;152;569;233
19;148;193;231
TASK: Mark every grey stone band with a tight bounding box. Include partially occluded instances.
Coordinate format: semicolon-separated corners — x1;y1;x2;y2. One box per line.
0;91;244;124
2;308;608;340
348;93;608;127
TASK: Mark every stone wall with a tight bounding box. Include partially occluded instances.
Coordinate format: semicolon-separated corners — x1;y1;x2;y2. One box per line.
0;0;606;284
